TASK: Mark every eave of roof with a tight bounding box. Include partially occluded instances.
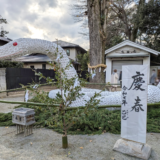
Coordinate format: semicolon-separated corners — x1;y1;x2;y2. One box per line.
106;54;149;58
52;40;87;53
15;54;52;62
105;40;160;56
0;37;12;42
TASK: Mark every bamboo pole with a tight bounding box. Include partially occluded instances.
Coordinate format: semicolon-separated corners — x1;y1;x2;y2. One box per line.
0;100;159;110
0;100;60;107
66;103;160;110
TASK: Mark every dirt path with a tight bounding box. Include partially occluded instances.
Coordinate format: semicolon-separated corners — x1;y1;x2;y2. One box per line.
0;96;25;113
0;95;34;113
0;127;159;160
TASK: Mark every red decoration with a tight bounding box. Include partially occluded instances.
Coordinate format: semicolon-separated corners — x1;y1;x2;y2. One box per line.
13;42;18;46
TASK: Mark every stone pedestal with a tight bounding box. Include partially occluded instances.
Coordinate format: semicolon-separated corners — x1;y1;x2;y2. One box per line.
113;139;151;160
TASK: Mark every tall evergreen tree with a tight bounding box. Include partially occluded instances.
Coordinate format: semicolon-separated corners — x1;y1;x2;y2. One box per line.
134;0;160;51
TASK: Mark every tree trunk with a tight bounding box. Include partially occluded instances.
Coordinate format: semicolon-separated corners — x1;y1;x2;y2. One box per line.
62;135;68;149
131;28;138;42
87;0;106;83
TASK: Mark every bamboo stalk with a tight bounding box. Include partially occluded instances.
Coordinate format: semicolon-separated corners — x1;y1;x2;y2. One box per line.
0;100;60;107
0;99;159;110
66;103;160;110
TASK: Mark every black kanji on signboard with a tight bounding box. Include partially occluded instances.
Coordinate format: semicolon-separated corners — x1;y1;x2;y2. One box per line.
122;110;128;120
131;96;144;112
128;72;145;91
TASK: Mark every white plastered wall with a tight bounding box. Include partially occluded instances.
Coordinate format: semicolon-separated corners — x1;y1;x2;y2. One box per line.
64;48;76;61
0;68;6;91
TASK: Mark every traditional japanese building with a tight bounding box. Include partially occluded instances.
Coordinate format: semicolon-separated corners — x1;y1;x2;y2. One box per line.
0;36;12;46
105;40;160;83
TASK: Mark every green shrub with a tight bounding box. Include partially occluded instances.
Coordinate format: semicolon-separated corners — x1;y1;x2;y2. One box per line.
0;61;23;68
1;100;160;134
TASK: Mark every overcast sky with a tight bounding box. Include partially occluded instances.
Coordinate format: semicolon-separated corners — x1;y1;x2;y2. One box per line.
0;0;89;50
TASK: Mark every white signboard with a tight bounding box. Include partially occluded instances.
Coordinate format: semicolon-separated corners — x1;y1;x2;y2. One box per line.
121;65;148;144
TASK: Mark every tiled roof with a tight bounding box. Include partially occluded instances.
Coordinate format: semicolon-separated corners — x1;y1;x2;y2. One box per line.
52;40;87;53
52;40;79;47
14;53;52;62
0;37;12;42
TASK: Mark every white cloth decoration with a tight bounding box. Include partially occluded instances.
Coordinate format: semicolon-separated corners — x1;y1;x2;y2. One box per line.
25;90;29;102
49;84;160;108
99;67;101;72
0;38;78;80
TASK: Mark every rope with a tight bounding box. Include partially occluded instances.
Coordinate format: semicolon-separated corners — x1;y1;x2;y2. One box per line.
88;63;107;69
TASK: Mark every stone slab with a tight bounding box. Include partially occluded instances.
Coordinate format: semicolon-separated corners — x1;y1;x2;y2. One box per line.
113;139;152;160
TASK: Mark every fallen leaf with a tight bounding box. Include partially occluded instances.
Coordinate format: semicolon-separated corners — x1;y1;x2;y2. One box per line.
30;142;33;145
99;127;101;129
90;140;92;142
79;147;83;149
111;157;115;160
5;127;8;129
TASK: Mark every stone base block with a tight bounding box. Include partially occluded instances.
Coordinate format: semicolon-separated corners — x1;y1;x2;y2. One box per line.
113;139;151;160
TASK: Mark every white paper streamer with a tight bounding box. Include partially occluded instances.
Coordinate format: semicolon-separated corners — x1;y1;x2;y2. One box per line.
33;84;38;89
91;69;96;79
92;73;96;79
103;68;106;72
74;78;78;88
62;90;66;101
25;90;29;102
56;55;60;61
99;67;101;72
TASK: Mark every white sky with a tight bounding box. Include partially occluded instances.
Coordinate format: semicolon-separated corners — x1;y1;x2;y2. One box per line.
0;0;89;50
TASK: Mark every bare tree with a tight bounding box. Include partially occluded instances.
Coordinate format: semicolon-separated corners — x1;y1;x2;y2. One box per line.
0;15;8;37
72;0;145;83
0;15;7;24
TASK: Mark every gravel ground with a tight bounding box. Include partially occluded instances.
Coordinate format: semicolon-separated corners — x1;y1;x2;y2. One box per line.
0;127;159;160
0;96;160;160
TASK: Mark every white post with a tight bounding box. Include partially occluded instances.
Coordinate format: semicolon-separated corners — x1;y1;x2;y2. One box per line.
113;65;152;160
